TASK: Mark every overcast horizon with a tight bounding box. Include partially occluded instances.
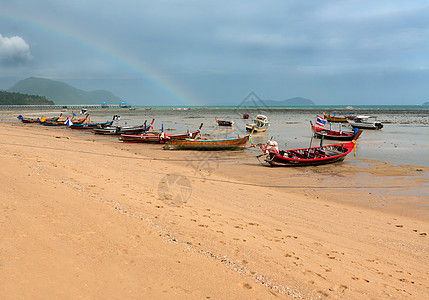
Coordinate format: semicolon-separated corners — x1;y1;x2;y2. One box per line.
1;1;429;106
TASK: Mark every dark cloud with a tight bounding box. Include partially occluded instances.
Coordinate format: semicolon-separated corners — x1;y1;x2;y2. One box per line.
0;34;32;66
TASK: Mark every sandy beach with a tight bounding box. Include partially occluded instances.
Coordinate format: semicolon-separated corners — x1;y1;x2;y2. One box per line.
1;118;428;299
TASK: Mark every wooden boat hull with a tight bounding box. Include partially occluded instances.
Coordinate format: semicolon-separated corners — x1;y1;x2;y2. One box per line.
120;134;166;143
167;135;250;150
215;118;234;126
261;143;354;167
120;127;201;143
323;112;356;123
41;121;67;126
21;118;40;123
93;124;152;135
69;121;113;129
93;126;120;135
324;116;349;123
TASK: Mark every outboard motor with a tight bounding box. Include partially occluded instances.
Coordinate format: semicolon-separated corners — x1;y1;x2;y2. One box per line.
264;140;279;154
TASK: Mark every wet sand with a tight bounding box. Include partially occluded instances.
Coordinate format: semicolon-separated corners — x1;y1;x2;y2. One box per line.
0;117;428;299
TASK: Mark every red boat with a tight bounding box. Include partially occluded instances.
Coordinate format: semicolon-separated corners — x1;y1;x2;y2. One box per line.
258;130;362;167
166;135;250;150
310;121;358;141
120;123;203;143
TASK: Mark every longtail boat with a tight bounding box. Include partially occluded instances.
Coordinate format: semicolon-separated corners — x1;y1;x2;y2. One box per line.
40;117;70;126
17;115;40;123
323;111;356;123
258;130;362;167
69;120;113;129
120;123;203;143
23;113;63;123
120;132;169;143
310;121;358;141
93;119;155;135
70;114;89;124
215;117;234;126
166;135;251;150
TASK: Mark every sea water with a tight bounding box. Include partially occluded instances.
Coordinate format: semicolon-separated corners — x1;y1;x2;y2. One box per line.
81;106;429;167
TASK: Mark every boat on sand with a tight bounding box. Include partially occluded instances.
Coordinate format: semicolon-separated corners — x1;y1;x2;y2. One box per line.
258;130;362;167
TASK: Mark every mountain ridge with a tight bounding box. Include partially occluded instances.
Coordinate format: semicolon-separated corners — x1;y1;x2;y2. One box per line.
7;77;122;105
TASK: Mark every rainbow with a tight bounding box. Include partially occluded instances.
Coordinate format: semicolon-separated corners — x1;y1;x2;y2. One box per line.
1;13;199;106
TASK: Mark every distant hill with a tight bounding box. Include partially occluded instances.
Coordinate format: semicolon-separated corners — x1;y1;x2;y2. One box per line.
265;97;315;106
241;96;315;107
7;77;121;105
423;101;429;106
0;91;54;105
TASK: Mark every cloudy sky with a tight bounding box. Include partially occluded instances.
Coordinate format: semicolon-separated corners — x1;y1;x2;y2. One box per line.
1;1;429;105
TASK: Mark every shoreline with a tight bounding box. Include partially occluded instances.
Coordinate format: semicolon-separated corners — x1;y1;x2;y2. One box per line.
1;120;428;299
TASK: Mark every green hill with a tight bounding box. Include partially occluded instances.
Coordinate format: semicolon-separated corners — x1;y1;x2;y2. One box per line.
0;91;54;105
7;77;121;105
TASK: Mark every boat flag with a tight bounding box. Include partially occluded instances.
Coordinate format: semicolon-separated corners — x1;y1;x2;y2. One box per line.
315;115;326;127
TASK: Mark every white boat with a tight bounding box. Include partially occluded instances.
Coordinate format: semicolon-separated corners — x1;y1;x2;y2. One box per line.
347;116;383;130
245;114;270;132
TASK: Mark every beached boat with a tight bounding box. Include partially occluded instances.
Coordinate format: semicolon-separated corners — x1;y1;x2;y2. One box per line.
310;121;359;141
166;135;251;150
93;119;155;135
347;116;383;130
69;120;113;129
120;123;203;143
245;114;270;132
258;130;362;166
40;117;70;126
215;117;234;126
17;115;40;123
120;132;169;143
323;111;356;123
70;114;89;124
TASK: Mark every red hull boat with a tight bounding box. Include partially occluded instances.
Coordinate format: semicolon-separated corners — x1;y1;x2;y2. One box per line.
259;130;362;167
120;123;203;143
310;121;358;141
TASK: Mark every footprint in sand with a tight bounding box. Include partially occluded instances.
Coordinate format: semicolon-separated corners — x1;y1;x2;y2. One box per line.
284;251;295;258
239;283;252;289
331;284;348;293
